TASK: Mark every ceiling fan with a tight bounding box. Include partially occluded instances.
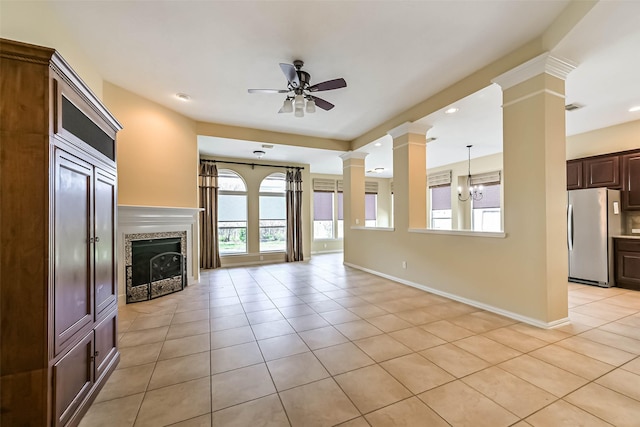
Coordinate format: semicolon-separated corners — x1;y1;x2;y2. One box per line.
248;60;347;117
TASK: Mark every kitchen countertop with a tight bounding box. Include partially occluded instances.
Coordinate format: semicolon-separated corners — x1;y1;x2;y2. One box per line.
613;235;640;240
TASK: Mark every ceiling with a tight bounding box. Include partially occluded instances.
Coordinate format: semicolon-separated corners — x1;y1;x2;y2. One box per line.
49;1;640;175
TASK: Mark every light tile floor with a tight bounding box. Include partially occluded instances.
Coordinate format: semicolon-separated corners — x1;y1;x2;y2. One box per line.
80;254;640;427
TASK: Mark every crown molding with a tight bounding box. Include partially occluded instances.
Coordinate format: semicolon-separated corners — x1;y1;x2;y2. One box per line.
492;52;577;90
339;151;369;161
387;121;432;139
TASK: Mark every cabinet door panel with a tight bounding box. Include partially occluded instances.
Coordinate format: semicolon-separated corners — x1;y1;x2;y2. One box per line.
94;308;118;381
567;160;583;190
622;153;640;210
54;150;93;355
584;156;620;188
616;250;640;290
94;168;117;318
53;332;93;427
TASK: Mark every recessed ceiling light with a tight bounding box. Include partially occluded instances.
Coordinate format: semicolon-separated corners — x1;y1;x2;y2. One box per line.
367;167;385;173
175;93;191;101
445;107;459;114
374;142;382;147
253;150;266;159
630;106;640;112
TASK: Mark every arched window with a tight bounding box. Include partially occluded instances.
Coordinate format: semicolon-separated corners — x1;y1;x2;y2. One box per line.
259;173;286;252
217;169;247;254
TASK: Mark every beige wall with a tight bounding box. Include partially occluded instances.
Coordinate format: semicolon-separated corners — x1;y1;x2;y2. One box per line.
0;0;103;98
104;82;198;208
567;119;640;159
200;155;311;267
345;70;571;327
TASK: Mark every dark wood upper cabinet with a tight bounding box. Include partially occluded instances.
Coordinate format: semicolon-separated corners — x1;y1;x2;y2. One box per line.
567;160;583;190
622;152;640;210
584;155;621;189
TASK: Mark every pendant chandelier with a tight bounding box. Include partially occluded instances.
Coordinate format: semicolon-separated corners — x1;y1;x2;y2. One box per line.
458;145;483;202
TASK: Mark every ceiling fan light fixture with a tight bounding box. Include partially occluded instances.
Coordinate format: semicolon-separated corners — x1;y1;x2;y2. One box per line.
294;94;305;109
294;106;304;118
306;99;316;113
282;98;293;113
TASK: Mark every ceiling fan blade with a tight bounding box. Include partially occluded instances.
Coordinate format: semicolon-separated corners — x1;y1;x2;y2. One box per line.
248;89;289;94
308;78;347;92
311;96;335;111
279;63;300;88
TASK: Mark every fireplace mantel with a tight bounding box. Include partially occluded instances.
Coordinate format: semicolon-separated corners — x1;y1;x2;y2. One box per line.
117;205;202;305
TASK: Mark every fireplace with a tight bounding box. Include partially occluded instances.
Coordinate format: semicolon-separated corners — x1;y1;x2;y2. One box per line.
125;232;187;303
118;205;201;305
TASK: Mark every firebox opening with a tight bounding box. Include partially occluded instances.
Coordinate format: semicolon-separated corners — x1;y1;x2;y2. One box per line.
131;238;181;287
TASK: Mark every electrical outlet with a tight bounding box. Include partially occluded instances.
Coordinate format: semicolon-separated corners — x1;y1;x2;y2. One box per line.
402;261;407;269
323;243;327;248
633;229;640;234
355;218;360;225
260;255;264;261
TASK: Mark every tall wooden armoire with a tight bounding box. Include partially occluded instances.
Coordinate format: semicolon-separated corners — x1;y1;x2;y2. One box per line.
1;38;122;426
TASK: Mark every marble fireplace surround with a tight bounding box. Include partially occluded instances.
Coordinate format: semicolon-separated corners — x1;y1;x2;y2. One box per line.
117;205;201;305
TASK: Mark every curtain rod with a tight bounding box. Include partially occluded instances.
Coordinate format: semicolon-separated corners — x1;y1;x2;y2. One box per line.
202;159;304;170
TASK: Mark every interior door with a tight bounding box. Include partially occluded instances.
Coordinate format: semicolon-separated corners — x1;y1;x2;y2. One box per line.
94;168;117;318
54;149;94;355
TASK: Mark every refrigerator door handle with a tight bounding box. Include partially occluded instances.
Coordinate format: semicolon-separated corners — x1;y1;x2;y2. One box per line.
568;203;574;251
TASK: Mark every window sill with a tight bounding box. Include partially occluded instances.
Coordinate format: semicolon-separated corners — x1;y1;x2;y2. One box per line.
313;238;343;242
409;228;506;238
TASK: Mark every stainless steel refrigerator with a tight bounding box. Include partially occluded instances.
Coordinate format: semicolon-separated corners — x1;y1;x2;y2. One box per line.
568;188;622;287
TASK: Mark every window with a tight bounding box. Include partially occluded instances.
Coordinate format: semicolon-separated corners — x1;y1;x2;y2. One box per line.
217;169;247;254
337;192;344;238
428;170;452;229
313;191;334;239
473;183;501;231
364;181;378;227
259;173;286;252
365;193;377;227
430;186;452;229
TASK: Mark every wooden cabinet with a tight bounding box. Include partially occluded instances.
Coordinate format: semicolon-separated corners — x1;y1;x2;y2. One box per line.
584;155;620;188
567;160;583;190
567;154;621;190
1;38;122;426
622;152;640;210
614;238;640;290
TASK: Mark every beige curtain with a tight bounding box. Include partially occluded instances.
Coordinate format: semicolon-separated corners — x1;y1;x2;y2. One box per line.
286;168;303;262
199;162;221;269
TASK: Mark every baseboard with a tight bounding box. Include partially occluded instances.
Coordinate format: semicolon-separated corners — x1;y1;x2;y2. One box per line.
343;262;571;329
311;249;344;255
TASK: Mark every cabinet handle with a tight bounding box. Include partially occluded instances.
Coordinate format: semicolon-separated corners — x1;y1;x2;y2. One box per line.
94;350;100;357
89;237;94;243
95;236;100;243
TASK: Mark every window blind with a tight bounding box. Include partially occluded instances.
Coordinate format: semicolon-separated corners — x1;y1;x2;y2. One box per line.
313;178;336;192
470;171;501;186
390;181;394;194
431;186;451;210
428;170;452;188
365;194;377;220
337;180;343;193
337;192;344;220
365;181;379;194
314;192;334;220
473;183;501;209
